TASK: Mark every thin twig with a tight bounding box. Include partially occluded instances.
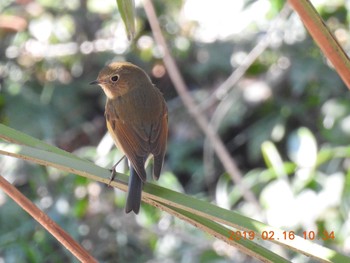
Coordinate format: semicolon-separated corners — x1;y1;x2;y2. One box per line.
288;0;350;89
199;4;292;111
203;3;291;187
0;174;97;263
142;0;260;209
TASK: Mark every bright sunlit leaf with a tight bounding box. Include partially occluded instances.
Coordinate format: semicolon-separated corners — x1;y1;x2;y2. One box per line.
116;0;136;41
261;141;286;178
287;127;317;168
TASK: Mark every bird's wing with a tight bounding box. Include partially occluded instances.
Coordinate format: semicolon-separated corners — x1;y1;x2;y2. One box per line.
150;101;168;180
105;105;148;182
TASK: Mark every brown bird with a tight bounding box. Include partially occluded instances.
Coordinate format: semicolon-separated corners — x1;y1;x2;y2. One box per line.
90;62;168;214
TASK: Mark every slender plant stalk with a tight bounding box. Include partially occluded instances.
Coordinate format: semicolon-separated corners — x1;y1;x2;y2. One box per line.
142;0;260;209
288;0;350;89
0;175;97;263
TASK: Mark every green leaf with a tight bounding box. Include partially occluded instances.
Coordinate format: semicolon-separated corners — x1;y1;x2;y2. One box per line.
261;141;286;178
116;0;136;41
287;127;318;168
0;124;86;162
0;124;349;263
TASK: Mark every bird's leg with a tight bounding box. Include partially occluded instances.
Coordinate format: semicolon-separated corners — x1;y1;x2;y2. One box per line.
108;155;126;186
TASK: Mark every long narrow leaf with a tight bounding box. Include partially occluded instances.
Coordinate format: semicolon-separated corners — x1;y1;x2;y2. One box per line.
151;200;290;263
0;124;87;162
0;126;349;262
116;0;135;40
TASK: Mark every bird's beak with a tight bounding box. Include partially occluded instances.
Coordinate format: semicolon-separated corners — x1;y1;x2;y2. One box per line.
89;80;100;85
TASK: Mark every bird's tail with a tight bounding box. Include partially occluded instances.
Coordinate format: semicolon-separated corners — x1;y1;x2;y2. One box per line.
125;166;143;214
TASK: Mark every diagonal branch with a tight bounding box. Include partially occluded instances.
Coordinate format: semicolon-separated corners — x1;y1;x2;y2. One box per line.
203;4;292;186
288;0;350;89
142;0;260;209
0;174;97;263
200;4;292;111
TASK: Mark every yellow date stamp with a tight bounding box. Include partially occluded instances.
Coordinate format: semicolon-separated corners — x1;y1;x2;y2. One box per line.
228;230;335;241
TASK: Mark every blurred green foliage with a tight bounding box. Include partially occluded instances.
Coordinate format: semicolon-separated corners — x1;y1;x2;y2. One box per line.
0;0;350;262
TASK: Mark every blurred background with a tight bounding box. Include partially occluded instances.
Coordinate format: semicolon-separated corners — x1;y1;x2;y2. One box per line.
1;0;350;262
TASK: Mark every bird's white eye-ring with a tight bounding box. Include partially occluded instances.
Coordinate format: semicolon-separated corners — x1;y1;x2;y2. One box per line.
111;75;119;82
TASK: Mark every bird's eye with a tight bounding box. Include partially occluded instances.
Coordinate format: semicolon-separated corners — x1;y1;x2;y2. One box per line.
111;75;119;82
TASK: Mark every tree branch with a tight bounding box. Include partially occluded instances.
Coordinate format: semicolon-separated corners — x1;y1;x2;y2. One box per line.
142;0;260;209
288;0;350;89
0;175;97;263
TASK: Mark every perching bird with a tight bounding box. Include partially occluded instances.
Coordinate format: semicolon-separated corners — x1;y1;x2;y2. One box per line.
91;62;168;214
